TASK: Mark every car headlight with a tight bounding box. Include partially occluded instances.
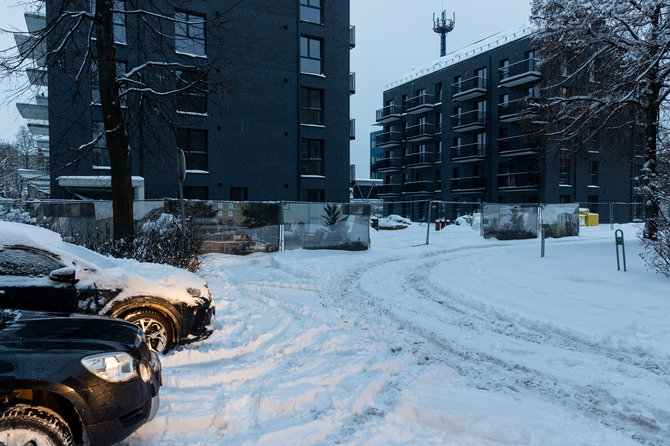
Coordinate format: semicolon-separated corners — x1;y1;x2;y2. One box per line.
81;352;138;382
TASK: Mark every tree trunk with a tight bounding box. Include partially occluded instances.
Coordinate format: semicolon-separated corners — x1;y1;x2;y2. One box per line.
643;101;660;240
95;0;134;242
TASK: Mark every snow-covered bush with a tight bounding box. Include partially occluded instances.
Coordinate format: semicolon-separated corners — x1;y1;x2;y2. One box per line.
641;199;670;278
0;207;36;224
100;213;203;271
377;214;412;230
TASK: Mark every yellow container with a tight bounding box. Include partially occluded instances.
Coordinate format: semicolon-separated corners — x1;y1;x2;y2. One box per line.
585;213;599;226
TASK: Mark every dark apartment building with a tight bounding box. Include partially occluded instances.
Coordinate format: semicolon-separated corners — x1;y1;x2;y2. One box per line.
371;26;644;219
26;0;353;201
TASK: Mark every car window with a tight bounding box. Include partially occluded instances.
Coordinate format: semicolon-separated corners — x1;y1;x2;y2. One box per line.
0;248;63;277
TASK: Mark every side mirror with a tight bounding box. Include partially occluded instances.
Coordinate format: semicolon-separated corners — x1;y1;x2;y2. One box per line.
49;266;78;284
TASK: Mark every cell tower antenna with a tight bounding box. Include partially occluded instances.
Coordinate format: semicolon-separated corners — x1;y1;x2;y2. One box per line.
433;10;455;57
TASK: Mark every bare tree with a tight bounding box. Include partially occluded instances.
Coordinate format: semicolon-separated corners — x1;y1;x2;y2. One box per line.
1;0;235;242
0;140;21;198
530;0;670;240
14;126;39;169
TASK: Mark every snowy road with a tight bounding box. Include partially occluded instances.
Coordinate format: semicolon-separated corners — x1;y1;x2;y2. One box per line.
125;224;670;445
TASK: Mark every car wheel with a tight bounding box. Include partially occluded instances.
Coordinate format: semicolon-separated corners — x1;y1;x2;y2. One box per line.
123;309;174;354
0;404;74;446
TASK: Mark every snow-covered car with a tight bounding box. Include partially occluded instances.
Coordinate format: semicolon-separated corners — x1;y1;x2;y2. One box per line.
0;222;215;353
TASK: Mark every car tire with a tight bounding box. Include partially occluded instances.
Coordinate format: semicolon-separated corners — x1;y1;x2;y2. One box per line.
123;309;175;354
0;404;74;446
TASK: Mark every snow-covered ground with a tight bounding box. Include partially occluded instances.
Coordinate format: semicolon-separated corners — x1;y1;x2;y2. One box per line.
124;223;670;445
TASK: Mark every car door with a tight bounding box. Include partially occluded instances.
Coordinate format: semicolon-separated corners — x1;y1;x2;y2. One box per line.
0;247;83;312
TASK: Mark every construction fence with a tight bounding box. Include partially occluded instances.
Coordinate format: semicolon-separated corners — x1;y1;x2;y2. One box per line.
0;199;371;254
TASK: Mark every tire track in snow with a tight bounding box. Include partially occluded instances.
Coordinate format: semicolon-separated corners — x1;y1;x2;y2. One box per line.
321;244;668;446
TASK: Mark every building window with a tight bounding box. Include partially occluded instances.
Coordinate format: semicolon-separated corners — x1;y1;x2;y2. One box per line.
300;139;324;176
435;82;442;101
559;157;572;185
499;58;509;79
301;189;324;202
91;60;127;106
230;187;248;201
435;170;442;191
300;0;321;24
175;11;206;56
435;111;442;133
475;67;487;87
90;0;126;43
183;186;208;200
175;128;208;171
176;70;207;114
588;160;599;186
92;121;110;167
300;36;323;74
560;195;571;203
588;195;599;214
300;87;323;125
476;132;486;154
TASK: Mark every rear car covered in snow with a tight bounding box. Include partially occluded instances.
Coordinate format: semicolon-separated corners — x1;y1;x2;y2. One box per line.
0;222;215;353
0;309;161;446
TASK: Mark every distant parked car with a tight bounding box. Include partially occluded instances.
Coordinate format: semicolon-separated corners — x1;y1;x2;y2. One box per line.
0;308;161;446
0;222;215;353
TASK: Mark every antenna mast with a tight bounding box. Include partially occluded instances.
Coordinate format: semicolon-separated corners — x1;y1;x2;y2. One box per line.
433;10;455;57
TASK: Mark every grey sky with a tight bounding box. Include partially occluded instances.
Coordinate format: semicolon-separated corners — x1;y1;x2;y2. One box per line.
0;1;532;176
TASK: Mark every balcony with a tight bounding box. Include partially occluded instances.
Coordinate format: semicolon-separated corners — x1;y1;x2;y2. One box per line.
451;110;487;132
497;171;540;190
498;99;529;122
405;93;436;114
403;181;434;194
349;72;356;95
378;183;402;196
499;58;541;87
375;130;402;148
376;156;402;172
405;123;435;141
376;104;402;124
498;135;539;157
451;176;486;193
451;76;487;101
451;142;486;162
350;25;356;49
405;151;434;167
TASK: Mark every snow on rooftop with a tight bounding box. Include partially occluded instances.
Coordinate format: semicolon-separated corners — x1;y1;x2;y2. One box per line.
385;23;533;90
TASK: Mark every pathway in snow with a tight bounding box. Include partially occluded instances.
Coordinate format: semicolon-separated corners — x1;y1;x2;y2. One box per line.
124;224;669;445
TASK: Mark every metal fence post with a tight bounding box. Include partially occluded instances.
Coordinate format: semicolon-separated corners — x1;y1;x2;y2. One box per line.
609;202;614;230
426;200;434;245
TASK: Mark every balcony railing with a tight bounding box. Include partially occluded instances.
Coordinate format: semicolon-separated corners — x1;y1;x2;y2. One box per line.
349;72;356;95
403;181;434;194
350;25;356;49
376;156;402;171
405;93;435;114
405;123;435;141
378;183;402;195
451;142;486;162
499;58;541;87
451;76;487;100
451;176;486;192
498;135;539;157
376;104;402;123
375;130;402;147
405;151;434;167
498;99;529;121
497;171;540;190
451;110;487;131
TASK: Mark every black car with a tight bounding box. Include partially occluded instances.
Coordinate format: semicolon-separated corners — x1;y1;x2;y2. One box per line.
0;222;215;353
0;308;161;446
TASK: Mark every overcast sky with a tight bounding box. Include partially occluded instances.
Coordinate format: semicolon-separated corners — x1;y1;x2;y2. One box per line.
0;0;532;177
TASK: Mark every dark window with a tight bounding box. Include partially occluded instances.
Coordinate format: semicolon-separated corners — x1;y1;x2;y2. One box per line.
176;70;207;114
588;195;599;214
560;195;571;203
92;121;110;167
175;11;205;56
300;0;321;23
301;189;324;202
435;170;442;190
300;139;324;176
300;36;323;74
559;158;572;185
230;187;248;201
0;248;62;276
588;161;599;186
435;82;442;101
176;128;208;171
183;186;208;200
300;88;323;125
91;61;127;106
499;59;509;79
90;0;125;43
